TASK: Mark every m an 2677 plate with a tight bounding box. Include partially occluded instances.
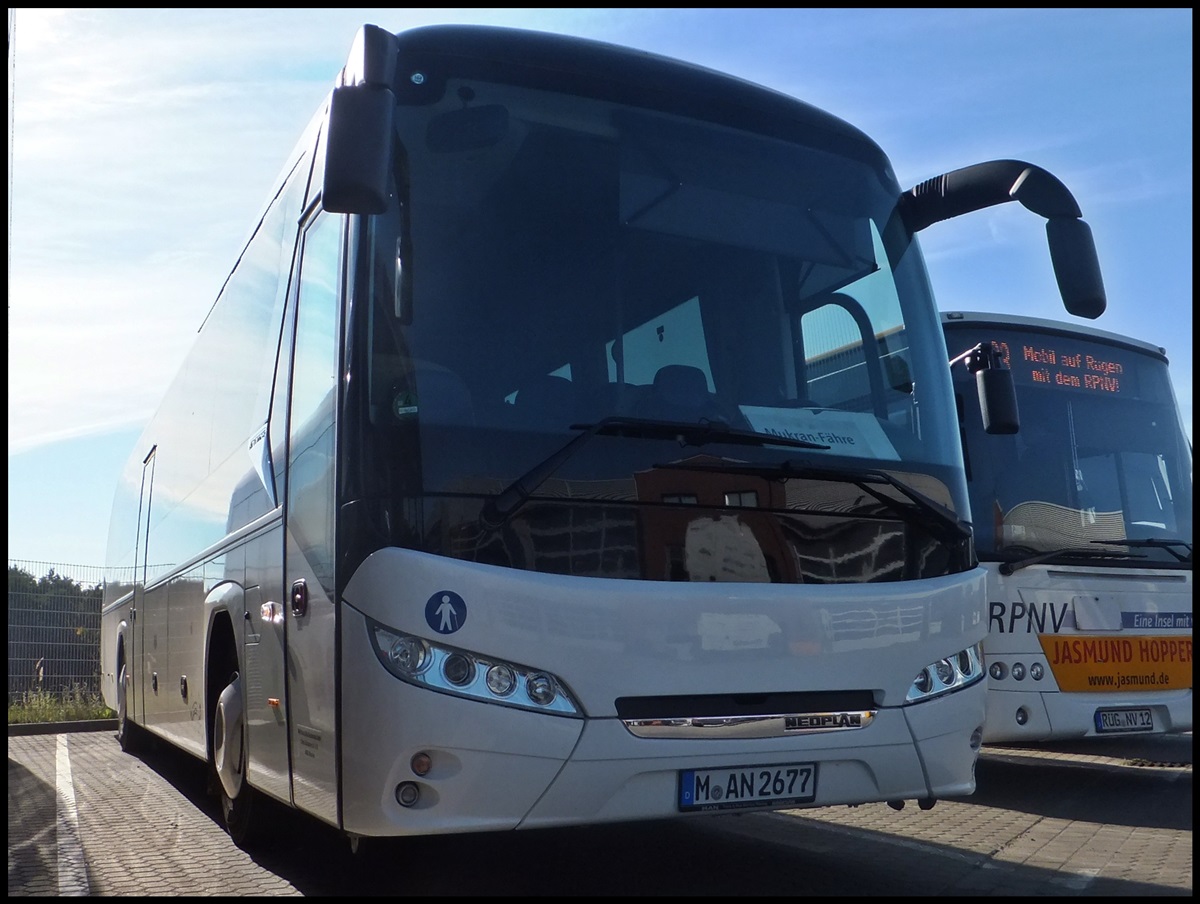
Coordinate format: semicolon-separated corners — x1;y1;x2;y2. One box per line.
679;762;817;811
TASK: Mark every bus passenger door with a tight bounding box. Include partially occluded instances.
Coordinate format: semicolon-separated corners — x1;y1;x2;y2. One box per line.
283;211;343;826
238;161;309;808
130;446;157;731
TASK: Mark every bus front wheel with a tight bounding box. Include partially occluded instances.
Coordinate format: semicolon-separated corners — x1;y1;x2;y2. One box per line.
116;657;148;754
212;670;264;849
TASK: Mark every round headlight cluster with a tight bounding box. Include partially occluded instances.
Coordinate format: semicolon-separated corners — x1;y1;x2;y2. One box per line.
906;643;985;704
368;619;582;716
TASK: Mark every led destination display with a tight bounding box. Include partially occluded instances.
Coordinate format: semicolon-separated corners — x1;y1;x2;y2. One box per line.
950;329;1148;398
995;340;1133;395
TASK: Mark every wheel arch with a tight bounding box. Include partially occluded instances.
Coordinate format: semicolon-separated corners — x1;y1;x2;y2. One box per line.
204;581;245;763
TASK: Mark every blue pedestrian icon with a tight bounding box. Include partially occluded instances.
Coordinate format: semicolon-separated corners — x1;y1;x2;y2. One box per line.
425;590;467;635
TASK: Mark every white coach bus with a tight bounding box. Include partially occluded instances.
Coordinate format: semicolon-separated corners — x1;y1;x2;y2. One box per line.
942;311;1191;743
101;23;1108;850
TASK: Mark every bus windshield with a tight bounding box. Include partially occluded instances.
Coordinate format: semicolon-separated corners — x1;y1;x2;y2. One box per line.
352;71;967;580
945;319;1193;568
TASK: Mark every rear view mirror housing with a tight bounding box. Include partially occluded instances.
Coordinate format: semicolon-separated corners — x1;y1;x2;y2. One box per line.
322;24;399;215
950;341;1020;435
1046;217;1106;320
323;85;395;214
901;160;1107;320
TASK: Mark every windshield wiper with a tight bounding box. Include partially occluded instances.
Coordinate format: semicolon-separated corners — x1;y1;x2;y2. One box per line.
651;460;971;544
999;545;1148;576
480;416;829;528
1105;538;1192;564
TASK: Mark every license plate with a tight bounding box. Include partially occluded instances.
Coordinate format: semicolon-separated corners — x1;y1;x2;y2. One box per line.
1095;707;1154;733
679;763;817;812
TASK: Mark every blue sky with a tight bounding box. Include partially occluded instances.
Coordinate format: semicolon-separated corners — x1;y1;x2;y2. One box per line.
7;9;1192;582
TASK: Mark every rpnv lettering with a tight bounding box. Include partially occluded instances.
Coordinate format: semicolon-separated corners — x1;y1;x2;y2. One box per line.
989;600;1070;634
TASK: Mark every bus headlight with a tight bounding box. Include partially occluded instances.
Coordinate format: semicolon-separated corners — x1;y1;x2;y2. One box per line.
526;673;557;706
905;643;984;703
367;618;582;716
485;664;517;697
442;653;475;686
386;635;431;676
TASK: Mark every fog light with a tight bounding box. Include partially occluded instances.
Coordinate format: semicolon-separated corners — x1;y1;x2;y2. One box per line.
1030;662;1045;681
1011;662;1026;681
1015;707;1029;725
395;781;420;807
410;752;432;776
989;662;1007;681
970;726;983;750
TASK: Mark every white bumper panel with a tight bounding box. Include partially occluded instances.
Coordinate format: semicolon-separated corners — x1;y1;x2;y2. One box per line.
984;687;1192;743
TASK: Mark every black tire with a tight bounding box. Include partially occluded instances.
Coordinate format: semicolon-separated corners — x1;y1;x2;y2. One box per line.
212;670;267;850
116;658;149;754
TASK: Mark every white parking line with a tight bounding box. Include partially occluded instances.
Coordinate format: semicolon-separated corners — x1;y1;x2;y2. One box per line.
55;734;90;896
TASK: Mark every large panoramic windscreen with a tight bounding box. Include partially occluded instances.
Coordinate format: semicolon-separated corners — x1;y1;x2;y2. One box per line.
374;76;962;493
946;325;1193;565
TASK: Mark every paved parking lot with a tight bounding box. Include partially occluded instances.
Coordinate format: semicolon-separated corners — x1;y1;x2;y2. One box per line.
8;722;1192;896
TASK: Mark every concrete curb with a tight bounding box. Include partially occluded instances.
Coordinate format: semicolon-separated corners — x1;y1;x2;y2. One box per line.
7;719;118;736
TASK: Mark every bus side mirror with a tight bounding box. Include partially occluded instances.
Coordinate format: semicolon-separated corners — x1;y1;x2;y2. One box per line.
323;84;395;215
901;160;1108;321
952;341;1019;435
1047;217;1106;320
976;366;1019;435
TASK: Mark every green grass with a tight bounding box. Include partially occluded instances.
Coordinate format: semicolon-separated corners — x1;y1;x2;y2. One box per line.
7;686;115;724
